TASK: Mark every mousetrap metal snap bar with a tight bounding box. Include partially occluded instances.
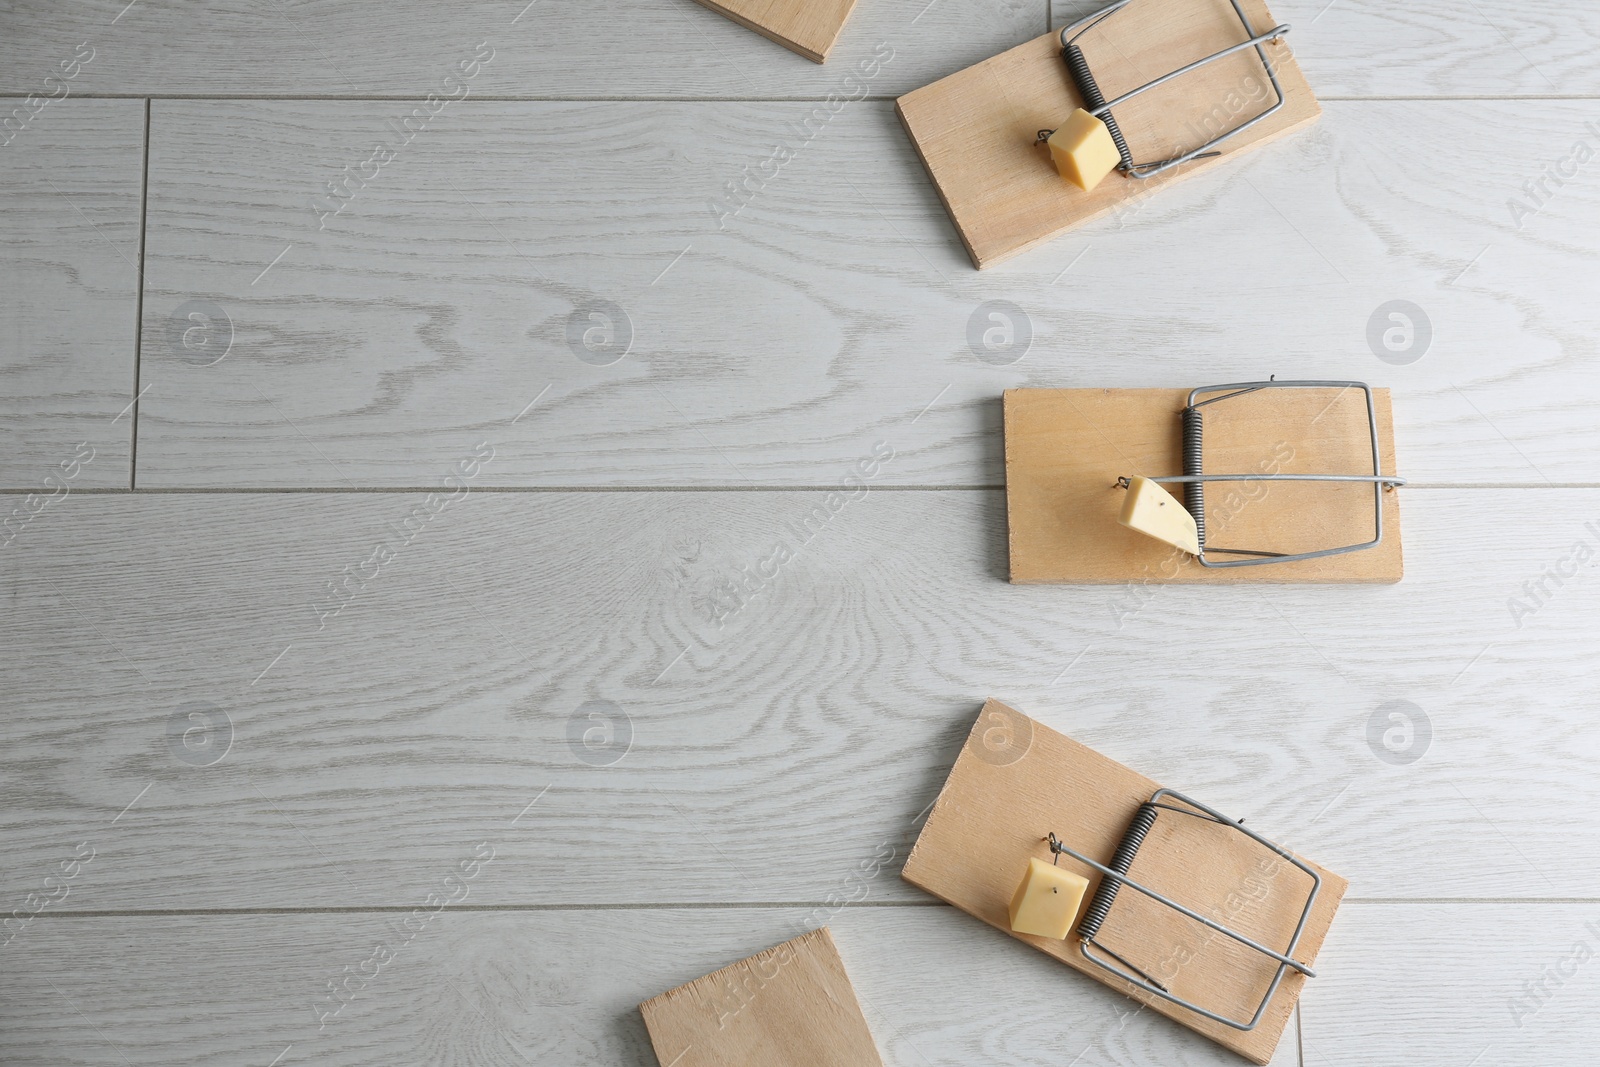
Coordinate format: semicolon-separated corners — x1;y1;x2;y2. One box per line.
1116;379;1406;568
1039;0;1291;183
1047;788;1320;1031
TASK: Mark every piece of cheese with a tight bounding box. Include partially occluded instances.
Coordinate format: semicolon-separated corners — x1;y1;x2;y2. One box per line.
1046;109;1121;191
1007;857;1089;939
1118;475;1201;555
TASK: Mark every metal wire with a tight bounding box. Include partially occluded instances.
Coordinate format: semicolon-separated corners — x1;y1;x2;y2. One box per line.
1047;788;1322;1032
1062;43;1134;170
1051;0;1291;179
1181;405;1206;549
1117;380;1407;567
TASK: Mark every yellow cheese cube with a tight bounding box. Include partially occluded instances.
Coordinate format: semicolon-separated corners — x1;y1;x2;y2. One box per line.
1046;109;1121;191
1007;857;1089;939
1118;475;1200;555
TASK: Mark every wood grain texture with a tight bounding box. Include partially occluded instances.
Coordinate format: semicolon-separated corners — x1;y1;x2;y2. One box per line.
898;0;1319;268
0;0;1040;99
6;0;1597;99
0;99;141;491
690;0;859;63
0;907;1301;1067
1004;387;1401;583
904;701;1345;1062
2;489;1597;911
640;927;883;1066
1058;0;1600;97
1301;902;1600;1067
135;99;1600;487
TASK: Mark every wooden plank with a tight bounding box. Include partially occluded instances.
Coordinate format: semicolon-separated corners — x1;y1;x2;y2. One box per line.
0;0;1038;99
690;0;858;63
640;927;883;1066
902;700;1343;1062
6;0;1595;98
0;907;1298;1066
10;903;1593;1067
134;98;1600;487
0;99;142;491
1004;386;1402;583
897;0;1319;268
2;488;1598;910
1302;902;1600;1067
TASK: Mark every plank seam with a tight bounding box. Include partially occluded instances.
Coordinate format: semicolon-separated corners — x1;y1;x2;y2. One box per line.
0;484;1590;495
4;93;1600;102
18;897;1600;919
128;97;151;491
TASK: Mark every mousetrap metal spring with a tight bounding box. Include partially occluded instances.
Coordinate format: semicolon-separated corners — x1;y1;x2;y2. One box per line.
1048;788;1321;1031
1048;0;1292;179
1118;379;1406;567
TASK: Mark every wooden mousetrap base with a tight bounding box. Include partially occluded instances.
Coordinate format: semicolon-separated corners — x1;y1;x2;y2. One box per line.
902;700;1347;1064
1004;386;1403;583
639;927;883;1067
691;0;857;63
896;0;1318;268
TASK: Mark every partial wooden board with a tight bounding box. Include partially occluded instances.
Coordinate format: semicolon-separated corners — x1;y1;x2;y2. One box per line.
0;907;1299;1067
1064;0;1600;98
135;99;1600;487
0;99;142;491
903;701;1344;1063
640;927;882;1066
691;0;858;63
1004;387;1402;583
2;489;1599;909
897;0;1320;268
0;0;1038;99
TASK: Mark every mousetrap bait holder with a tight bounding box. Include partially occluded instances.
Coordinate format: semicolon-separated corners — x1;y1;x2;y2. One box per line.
1116;379;1407;567
1037;0;1292;181
1048;788;1320;1031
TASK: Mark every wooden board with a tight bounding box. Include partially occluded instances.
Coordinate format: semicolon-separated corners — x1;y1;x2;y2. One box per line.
902;700;1347;1063
1004;386;1403;583
134;100;1600;487
640;927;882;1067
690;0;858;63
5;1;1597;97
0;99;142;490
7;488;1600;910
898;0;1320;268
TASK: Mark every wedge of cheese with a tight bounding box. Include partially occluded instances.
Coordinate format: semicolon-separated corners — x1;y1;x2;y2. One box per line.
1046;108;1121;191
1118;476;1200;555
1008;857;1089;939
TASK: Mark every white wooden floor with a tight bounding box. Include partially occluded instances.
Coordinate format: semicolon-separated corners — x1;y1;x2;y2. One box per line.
3;1;1599;1064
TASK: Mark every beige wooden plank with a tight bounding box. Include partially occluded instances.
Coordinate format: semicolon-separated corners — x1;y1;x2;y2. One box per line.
0;0;1040;99
1004;387;1402;583
0;907;1298;1067
640;927;883;1066
0;98;141;491
135;99;1600;487
0;488;1597;910
1300;902;1600;1066
899;0;1320;269
903;701;1344;1062
691;0;859;63
1057;0;1600;97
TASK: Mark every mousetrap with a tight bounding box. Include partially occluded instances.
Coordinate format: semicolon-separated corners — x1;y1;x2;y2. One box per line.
691;0;858;63
1004;382;1405;584
896;0;1318;268
640;927;884;1067
902;700;1346;1063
